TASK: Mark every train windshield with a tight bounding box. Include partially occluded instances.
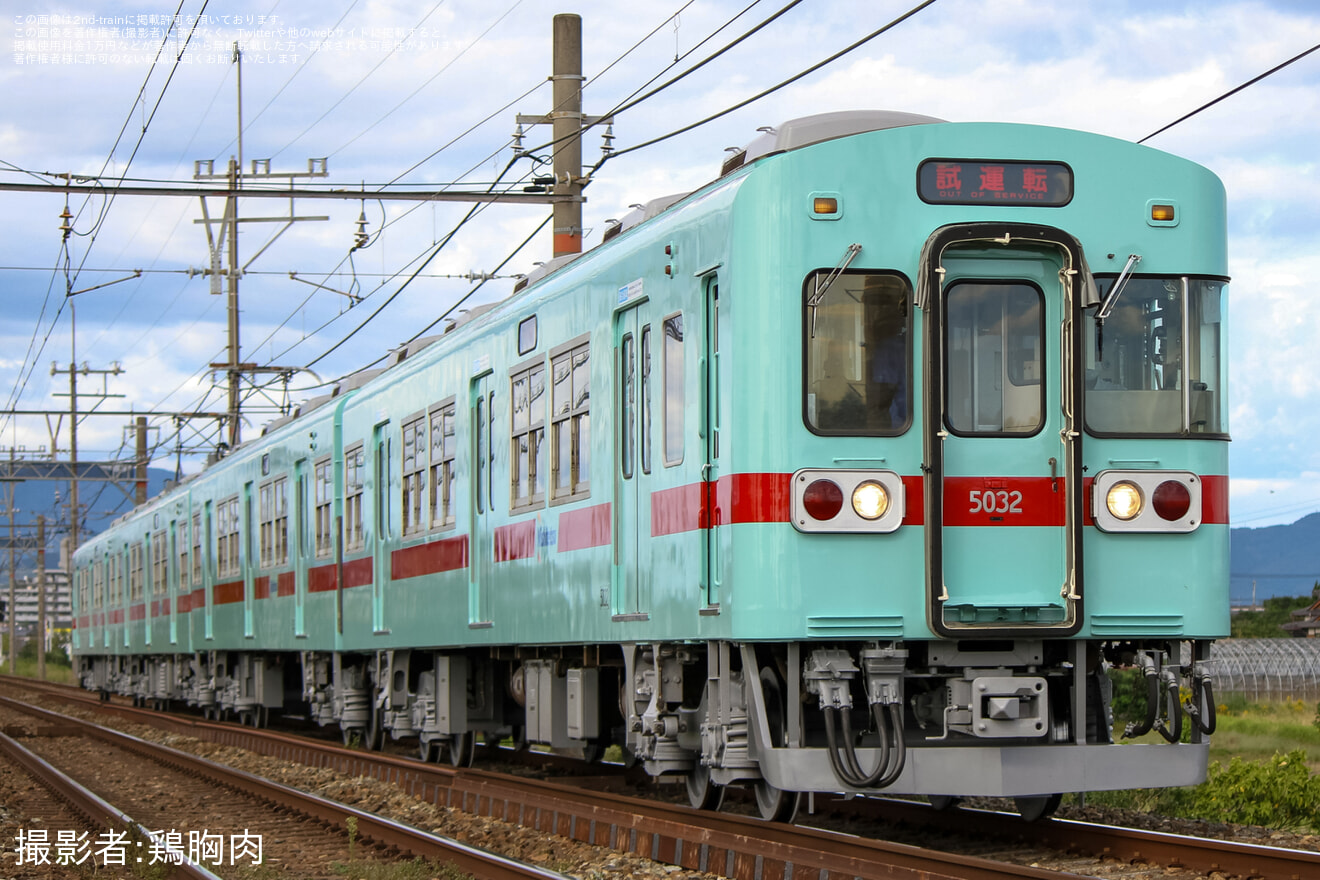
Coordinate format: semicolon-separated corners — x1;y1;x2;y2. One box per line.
1084;277;1227;436
804;271;912;435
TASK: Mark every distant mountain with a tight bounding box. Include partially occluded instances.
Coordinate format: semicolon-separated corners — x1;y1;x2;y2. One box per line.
6;467;176;573
1230;512;1320;604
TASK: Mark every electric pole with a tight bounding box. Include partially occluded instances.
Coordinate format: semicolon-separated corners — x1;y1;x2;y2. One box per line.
516;14;608;259
193;42;328;450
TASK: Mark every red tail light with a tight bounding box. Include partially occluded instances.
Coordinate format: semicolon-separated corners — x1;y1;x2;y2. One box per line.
1153;480;1192;521
802;479;844;520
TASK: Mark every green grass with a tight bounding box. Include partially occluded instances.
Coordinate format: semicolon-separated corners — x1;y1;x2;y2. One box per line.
1088;696;1320;832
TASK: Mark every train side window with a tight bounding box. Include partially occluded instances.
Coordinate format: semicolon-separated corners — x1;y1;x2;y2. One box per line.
314;458;334;557
510;360;547;511
258;477;289;567
402;414;427;536
152;530;167;595
344;444;366;551
259;482;273;567
177;519;189;593
804;272;911;435
663;314;684;464
429;401;457;528
130;541;144;600
93;557;104;609
550;338;591;502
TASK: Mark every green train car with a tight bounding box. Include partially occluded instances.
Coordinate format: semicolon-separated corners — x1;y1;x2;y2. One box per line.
73;111;1229;821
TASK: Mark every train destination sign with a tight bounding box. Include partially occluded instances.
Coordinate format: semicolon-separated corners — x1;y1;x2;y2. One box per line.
918;160;1073;206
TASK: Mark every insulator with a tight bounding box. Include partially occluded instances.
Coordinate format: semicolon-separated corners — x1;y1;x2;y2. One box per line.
601;123;615;156
354;208;369;249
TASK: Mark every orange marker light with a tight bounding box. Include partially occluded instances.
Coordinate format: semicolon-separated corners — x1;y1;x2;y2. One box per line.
814;197;839;214
1151;204;1176;222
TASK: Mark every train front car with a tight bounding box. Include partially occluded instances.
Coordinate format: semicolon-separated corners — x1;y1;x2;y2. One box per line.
672;113;1228;819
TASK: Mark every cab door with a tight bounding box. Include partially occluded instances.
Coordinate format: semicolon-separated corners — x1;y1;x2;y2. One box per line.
924;226;1084;636
613;301;653;619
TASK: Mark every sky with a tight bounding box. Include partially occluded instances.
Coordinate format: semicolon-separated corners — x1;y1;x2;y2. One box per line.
2;0;1319;533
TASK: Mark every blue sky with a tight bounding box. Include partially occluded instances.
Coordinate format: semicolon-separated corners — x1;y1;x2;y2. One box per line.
2;0;1319;528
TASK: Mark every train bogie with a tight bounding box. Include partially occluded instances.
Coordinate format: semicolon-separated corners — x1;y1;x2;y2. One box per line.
73;111;1229;818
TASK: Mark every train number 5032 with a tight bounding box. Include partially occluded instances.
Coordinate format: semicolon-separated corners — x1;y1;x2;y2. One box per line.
969;489;1023;514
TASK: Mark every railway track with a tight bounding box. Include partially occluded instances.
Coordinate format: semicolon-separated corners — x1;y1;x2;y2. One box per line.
5;677;1319;880
0;691;569;880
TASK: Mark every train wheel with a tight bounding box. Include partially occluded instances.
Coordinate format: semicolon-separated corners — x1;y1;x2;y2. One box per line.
419;738;439;762
753;665;801;823
685;762;725;811
448;731;476;768
364;701;384;752
1015;793;1063;822
928;795;963;811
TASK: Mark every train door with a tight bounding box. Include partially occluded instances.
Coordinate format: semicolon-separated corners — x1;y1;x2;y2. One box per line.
701;279;721;609
203;501;214;640
924;227;1084;636
372;424;391;634
613;300;653;619
243;481;255;637
294;459;308;636
468;370;494;626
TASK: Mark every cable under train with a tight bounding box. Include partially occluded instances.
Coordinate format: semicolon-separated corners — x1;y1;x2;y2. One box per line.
72;110;1229;821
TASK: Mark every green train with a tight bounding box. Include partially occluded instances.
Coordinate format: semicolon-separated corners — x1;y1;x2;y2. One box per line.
72;111;1229;821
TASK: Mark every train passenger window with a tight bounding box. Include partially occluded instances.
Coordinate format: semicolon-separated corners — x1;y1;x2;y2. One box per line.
663;314;684;464
945;282;1044;435
314;458;334;557
177;520;189;592
93;560;104;609
804;272;911;435
152;531;167;595
550;339;591;502
130;542;144;600
621;334;636;479
216;496;240;577
402;415;427;535
429;402;457;528
259;477;290;567
641;326;652;474
345;445;365;551
510;361;547;510
259;483;273;567
1084;277;1226;436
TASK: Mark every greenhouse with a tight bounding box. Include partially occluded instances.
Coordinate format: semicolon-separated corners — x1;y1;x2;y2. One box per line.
1207;638;1320;701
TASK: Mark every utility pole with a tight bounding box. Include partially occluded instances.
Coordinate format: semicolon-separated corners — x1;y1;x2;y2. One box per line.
6;468;14;673
193;42;328;450
516;14;609;259
36;515;45;681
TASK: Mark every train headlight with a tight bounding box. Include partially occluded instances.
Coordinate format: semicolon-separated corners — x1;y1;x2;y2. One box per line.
792;469;904;533
1105;481;1143;521
851;481;889;520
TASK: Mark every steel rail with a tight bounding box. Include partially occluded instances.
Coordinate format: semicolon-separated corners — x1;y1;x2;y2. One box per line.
0;728;223;880
0;695;568;880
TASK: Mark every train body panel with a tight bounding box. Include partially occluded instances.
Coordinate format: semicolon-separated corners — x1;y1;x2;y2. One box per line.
71;112;1230;812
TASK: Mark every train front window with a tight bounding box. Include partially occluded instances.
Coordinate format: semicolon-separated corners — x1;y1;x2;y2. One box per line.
804;271;911;435
945;282;1044;435
1085;277;1226;436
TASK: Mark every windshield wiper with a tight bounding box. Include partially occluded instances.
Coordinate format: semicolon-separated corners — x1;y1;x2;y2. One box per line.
808;243;862;337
